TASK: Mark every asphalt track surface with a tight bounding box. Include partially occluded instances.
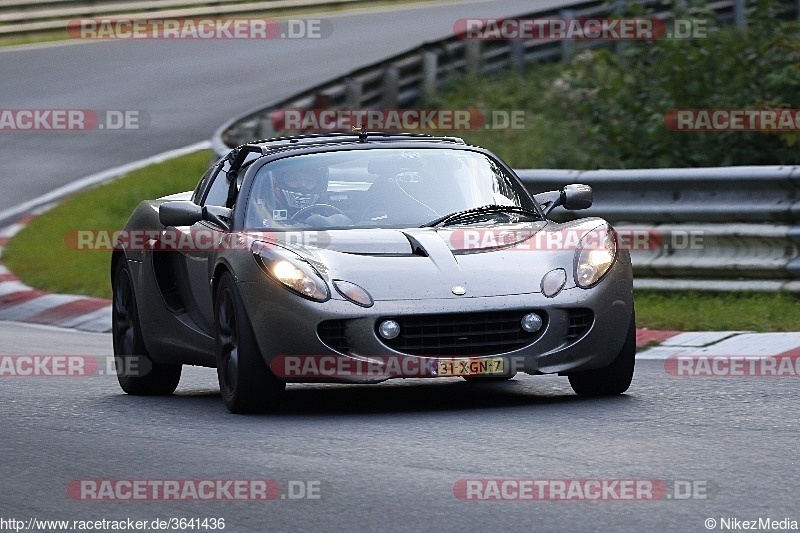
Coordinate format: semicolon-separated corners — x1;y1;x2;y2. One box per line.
0;0;573;223
0;321;798;532
2;1;799;531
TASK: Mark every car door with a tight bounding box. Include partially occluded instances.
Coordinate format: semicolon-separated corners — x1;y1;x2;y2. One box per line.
165;163;231;335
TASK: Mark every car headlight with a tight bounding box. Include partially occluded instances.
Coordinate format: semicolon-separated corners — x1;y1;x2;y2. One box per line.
251;241;329;301
575;227;617;288
541;268;567;298
333;280;374;308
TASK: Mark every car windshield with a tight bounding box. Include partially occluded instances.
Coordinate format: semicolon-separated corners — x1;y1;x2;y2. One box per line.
244;148;540;230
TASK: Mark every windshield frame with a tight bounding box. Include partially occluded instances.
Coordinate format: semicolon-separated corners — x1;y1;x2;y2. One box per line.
233;144;543;232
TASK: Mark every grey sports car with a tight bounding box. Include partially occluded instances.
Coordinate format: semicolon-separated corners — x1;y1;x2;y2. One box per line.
111;132;634;413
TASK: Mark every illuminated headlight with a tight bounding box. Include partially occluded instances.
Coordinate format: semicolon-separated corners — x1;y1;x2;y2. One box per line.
575;227;617;288
541;268;567;298
378;320;401;340
521;312;543;333
333;280;374;307
251;241;329;301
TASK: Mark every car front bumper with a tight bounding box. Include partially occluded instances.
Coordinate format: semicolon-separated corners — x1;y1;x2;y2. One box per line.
239;256;633;383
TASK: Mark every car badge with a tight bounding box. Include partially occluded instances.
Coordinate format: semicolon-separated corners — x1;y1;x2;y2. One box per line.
452;286;467;295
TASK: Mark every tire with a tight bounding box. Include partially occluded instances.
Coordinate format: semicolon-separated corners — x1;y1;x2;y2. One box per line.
214;271;285;413
112;258;181;395
568;310;636;397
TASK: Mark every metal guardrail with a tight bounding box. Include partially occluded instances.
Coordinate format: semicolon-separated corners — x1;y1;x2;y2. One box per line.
0;0;366;36
515;167;800;224
212;0;800;154
615;223;800;291
213;0;614;153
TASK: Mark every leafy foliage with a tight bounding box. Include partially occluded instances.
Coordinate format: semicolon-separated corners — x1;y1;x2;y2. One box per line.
430;1;800;168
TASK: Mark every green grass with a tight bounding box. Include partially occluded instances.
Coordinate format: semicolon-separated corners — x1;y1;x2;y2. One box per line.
634;291;800;332
2;150;212;299
0;31;72;48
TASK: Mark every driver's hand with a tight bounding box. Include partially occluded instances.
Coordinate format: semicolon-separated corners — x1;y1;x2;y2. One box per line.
304;213;353;227
251;200;272;228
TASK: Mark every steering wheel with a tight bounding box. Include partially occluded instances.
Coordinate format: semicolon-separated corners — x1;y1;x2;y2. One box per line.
290;204;346;223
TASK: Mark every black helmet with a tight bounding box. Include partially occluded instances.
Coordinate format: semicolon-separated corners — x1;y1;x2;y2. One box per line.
272;159;329;210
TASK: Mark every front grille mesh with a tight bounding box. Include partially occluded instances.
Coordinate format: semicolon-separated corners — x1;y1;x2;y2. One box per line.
317;320;348;353
565;308;593;341
379;310;546;356
319;308;593;356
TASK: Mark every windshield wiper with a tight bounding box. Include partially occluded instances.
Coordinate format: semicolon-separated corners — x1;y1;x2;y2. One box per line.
421;205;542;228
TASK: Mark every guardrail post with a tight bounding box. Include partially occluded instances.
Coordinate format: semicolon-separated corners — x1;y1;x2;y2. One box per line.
382;67;399;109
345;78;362;110
612;0;627;54
258;116;275;139
465;40;481;77
786;227;800;276
734;0;747;27
560;9;574;58
421;51;438;101
509;40;525;72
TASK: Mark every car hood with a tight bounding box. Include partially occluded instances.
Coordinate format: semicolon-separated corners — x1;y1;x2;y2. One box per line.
248;219;608;301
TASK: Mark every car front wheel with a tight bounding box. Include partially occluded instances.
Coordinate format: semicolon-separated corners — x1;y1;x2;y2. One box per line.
112;258;181;395
568;310;636;397
214;271;285;413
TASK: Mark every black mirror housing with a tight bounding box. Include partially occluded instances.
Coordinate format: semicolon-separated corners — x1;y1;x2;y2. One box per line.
159;201;203;227
562;184;593;211
534;183;593;216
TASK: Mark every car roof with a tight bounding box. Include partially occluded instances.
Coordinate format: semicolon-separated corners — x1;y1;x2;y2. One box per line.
240;131;467;156
222;132;476;182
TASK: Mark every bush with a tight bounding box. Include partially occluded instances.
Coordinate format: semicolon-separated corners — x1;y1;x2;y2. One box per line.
429;0;800;169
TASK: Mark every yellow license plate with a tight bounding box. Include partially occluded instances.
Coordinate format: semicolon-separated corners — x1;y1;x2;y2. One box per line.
437;357;505;377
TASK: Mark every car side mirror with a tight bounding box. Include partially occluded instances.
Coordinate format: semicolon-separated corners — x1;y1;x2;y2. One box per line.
159;201;233;230
159;201;203;227
534;184;593;216
562;184;593;211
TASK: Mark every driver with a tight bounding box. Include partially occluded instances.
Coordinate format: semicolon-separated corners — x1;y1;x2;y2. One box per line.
249;158;352;228
273;163;328;217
